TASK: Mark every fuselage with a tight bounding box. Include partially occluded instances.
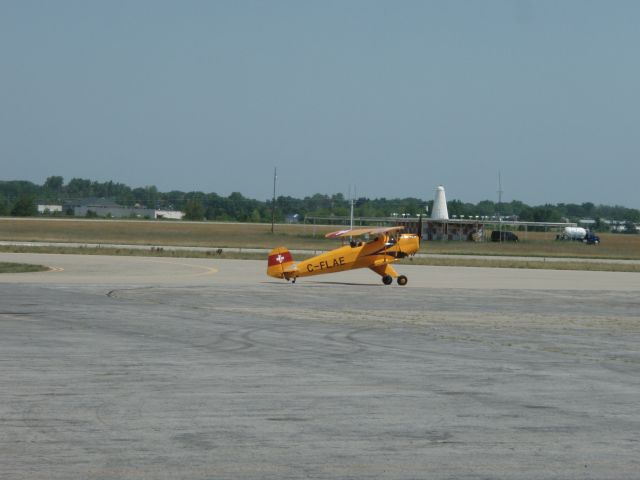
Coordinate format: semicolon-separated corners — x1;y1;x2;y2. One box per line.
292;232;419;278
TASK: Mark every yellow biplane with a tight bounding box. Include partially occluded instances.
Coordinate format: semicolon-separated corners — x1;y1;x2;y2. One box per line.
267;220;422;285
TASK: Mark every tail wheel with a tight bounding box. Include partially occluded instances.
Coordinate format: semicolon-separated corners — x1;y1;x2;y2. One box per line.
382;275;393;285
397;275;408;286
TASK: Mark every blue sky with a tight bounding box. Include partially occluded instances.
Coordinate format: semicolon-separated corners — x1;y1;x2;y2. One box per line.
1;1;639;207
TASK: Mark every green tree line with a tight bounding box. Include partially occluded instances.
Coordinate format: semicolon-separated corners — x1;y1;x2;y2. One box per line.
1;177;639;228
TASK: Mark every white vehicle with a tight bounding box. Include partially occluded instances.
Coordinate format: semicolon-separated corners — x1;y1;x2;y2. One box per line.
556;227;600;244
561;227;587;240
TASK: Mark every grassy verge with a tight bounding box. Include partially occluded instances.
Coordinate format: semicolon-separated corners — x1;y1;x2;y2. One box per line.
0;262;50;273
2;244;639;273
0;218;334;250
0;245;266;261
400;257;640;273
422;237;640;260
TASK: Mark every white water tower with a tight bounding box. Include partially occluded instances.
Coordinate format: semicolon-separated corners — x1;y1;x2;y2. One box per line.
431;185;449;220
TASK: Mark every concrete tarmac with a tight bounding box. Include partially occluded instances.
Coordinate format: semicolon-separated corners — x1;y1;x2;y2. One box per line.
1;253;639;479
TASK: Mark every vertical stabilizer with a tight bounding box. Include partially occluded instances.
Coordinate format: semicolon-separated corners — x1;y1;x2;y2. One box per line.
267;247;296;279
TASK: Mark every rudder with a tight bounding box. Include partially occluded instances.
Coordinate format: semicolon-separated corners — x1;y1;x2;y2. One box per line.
267;247;296;279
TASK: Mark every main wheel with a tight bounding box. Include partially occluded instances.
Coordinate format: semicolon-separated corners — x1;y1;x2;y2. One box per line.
382;275;393;285
397;275;408;286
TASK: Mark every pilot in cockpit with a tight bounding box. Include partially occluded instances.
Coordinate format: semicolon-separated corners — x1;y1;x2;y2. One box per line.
385;235;397;247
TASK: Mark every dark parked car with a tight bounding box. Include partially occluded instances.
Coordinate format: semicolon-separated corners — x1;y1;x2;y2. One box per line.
491;230;519;242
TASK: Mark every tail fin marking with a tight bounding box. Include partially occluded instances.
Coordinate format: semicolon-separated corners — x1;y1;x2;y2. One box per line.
267;247;297;279
268;249;293;267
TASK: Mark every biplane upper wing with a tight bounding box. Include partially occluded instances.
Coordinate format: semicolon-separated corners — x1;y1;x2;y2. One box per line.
325;226;405;239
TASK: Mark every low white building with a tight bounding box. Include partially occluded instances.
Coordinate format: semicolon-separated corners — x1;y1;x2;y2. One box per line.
155;210;184;220
37;204;63;214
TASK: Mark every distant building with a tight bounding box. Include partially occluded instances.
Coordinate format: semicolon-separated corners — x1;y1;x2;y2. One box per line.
395;185;484;241
155;210;185;220
579;219;596;227
67;198;182;219
396;217;485;241
37;204;63;214
70;199;155;218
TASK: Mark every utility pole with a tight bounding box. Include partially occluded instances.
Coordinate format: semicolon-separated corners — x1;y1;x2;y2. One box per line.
497;171;504;242
346;185;355;243
349;185;355;230
271;167;277;233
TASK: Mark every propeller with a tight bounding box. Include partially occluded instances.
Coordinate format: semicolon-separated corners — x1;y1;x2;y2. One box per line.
417;214;423;242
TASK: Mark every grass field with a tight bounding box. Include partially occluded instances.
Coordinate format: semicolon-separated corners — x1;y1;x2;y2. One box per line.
405;256;640;272
0;218;333;249
423;231;640;259
0;262;49;273
2;218;640;271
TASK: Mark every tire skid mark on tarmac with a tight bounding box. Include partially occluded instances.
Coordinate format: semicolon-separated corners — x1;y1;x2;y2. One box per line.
241;327;312;355
19;402;52;440
323;328;369;356
18;400;92;446
343;328;439;355
95;397;146;430
600;359;640;377
241;326;367;358
211;329;255;353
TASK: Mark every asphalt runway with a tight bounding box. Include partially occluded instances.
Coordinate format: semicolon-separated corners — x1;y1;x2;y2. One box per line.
1;253;639;479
